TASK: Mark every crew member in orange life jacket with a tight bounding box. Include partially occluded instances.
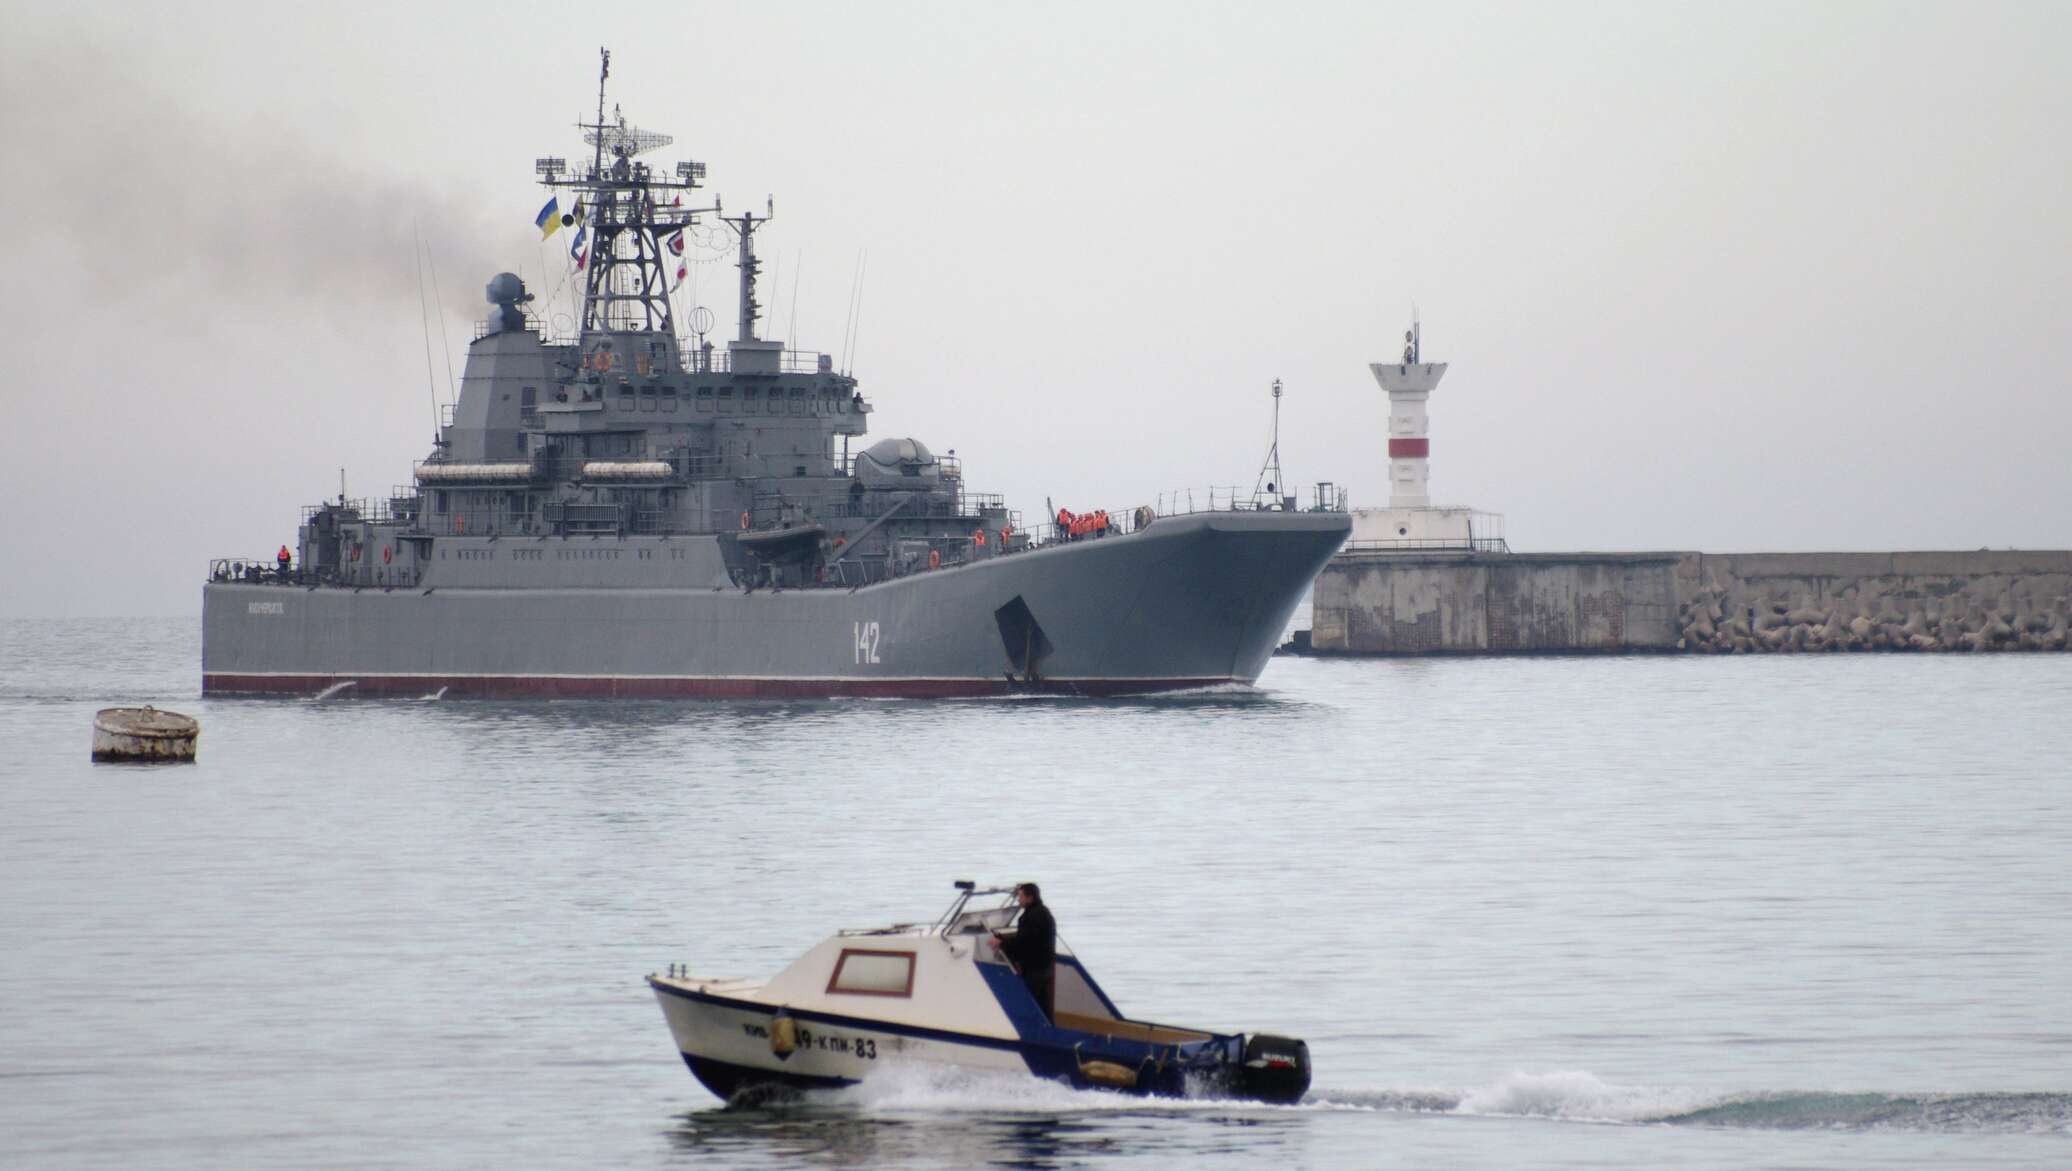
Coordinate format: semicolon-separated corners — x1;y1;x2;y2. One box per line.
276;545;292;581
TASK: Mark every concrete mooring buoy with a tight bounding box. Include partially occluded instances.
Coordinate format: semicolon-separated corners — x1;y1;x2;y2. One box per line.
92;706;200;763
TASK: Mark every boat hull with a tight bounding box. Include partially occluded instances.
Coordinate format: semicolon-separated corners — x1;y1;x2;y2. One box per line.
653;978;1033;1100
651;975;1219;1101
202;512;1347;697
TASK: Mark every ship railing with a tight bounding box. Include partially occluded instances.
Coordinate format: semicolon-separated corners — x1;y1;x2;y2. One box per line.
300;497;411;525
466;317;837;377
473;312;554;341
678;347;832;376
423;508;550;537
207;557;427;590
209;557;297;585
744;485;1006;528
839;453;963;481
321;563;426;589
1341;536;1512;554
1144;484;1349;517
375;565;423;588
1025;484;1350;546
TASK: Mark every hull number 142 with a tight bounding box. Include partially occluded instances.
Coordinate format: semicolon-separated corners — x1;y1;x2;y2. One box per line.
853;621;882;664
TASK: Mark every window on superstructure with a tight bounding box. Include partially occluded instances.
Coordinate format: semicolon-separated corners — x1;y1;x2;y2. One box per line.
696;387;712;413
640;385;657;412
618;384;635;411
826;949;915;998
661;387;678;413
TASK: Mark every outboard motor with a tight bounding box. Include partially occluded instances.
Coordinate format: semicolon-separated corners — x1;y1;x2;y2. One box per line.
1234;1033;1311;1103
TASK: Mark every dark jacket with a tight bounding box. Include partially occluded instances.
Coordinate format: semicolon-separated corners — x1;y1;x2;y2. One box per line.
1000;902;1056;972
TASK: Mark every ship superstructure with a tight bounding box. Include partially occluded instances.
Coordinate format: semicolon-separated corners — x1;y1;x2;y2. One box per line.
201;55;1348;697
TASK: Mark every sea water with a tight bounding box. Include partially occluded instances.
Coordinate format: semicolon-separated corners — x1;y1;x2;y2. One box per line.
2;618;2068;1169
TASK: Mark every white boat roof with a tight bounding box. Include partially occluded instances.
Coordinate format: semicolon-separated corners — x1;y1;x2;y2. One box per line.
665;883;1095;1039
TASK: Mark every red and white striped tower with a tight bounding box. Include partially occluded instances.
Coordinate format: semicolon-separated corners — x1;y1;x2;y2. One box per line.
1368;318;1448;508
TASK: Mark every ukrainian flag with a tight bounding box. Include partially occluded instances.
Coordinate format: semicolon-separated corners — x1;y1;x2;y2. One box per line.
535;197;561;239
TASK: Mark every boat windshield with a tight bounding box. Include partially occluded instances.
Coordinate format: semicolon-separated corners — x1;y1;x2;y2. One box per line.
932;882;1021;936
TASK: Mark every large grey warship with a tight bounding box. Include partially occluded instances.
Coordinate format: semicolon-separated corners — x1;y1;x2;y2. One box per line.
201;57;1348;698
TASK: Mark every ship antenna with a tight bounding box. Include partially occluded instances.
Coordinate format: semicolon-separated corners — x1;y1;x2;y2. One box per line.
423;237;458;406
592;47;610;181
1252;378;1287;508
788;251;803;347
412;222;443;446
841;250;863;373
843;249;868;375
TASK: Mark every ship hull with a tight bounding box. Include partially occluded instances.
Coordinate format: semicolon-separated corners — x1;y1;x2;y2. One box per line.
202;512;1347;697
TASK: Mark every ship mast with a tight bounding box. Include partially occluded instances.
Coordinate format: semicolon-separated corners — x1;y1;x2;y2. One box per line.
537;47;716;338
720;205;772;342
1253;378;1287;508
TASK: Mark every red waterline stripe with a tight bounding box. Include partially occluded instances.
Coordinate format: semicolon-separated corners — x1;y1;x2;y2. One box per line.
201;673;1233;699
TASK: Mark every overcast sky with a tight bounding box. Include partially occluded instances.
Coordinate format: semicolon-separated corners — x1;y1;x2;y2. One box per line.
3;1;2067;618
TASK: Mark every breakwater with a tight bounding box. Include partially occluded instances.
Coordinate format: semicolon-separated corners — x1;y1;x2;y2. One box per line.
1306;550;2072;655
1675;551;2072;653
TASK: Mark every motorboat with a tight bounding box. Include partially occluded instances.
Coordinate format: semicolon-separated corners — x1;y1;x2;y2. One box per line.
648;882;1312;1104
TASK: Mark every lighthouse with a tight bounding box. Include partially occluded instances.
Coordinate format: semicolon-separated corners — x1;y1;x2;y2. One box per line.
1349;318;1497;549
1371;320;1446;508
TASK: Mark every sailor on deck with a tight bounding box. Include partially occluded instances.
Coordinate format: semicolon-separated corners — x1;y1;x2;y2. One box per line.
276;545;292;581
991;882;1056;1022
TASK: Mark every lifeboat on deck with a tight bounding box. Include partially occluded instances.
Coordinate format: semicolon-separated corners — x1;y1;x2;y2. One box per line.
647;882;1312;1104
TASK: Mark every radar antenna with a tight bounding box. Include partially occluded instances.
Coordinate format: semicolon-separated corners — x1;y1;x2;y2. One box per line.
584;113;673;160
541;47;719;337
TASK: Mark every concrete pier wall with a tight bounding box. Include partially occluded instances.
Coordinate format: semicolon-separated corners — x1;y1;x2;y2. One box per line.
1310;552;1682;654
1309;549;2072;655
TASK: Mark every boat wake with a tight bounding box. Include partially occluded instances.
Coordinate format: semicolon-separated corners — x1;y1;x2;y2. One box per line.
730;1062;1285;1116
1314;1070;2072;1135
709;1065;2072;1135
936;681;1277;708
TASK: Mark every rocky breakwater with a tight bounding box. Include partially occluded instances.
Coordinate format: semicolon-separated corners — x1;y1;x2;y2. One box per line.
1674;552;2072;654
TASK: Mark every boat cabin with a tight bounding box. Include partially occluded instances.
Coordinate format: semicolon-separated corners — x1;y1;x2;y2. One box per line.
650;881;1312;1102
